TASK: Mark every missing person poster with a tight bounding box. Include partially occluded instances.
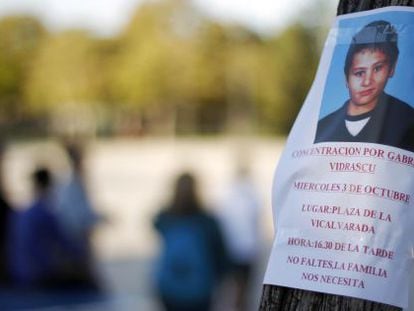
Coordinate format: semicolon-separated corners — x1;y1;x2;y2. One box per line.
264;7;414;308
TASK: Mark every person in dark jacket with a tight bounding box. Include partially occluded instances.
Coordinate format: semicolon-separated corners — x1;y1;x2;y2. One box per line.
8;167;84;289
315;20;414;152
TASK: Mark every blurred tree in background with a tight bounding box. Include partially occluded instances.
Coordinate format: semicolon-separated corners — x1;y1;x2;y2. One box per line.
110;0;204;135
256;25;319;134
24;31;107;135
0;16;45;133
0;0;328;137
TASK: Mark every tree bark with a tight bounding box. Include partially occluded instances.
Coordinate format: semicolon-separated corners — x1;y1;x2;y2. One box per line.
259;0;414;310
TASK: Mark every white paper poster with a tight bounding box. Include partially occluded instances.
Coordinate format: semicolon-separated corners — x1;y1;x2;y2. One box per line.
264;7;414;308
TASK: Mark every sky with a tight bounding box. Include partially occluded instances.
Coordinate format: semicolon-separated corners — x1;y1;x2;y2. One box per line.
0;0;336;37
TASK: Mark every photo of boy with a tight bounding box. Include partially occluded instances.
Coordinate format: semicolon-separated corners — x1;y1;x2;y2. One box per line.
315;20;414;152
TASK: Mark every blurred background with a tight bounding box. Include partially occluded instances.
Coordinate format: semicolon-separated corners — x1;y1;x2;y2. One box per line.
0;0;336;310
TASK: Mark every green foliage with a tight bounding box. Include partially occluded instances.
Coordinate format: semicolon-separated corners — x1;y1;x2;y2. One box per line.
0;0;328;136
109;0;323;134
193;22;228;103
110;0;201;111
0;16;45;116
256;24;320;134
24;31;106;113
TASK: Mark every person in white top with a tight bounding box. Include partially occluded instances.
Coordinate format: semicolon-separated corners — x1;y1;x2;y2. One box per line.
55;141;101;289
217;163;261;311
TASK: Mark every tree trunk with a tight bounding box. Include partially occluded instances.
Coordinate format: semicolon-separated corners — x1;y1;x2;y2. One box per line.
259;0;414;310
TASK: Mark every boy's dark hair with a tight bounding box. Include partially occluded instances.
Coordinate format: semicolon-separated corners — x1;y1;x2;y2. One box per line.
344;20;399;76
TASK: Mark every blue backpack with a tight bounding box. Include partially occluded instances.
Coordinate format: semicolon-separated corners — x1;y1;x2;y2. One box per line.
155;217;216;304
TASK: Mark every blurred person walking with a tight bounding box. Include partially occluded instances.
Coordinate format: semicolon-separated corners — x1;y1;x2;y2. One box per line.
7;167;85;289
217;164;262;311
153;172;228;311
54;141;101;289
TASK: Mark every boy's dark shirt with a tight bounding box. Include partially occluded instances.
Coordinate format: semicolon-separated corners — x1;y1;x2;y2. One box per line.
315;92;414;152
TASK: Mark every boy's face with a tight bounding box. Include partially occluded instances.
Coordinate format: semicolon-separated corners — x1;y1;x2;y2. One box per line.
346;48;395;110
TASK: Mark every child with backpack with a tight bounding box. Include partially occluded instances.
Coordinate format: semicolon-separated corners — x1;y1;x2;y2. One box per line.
153;173;228;311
